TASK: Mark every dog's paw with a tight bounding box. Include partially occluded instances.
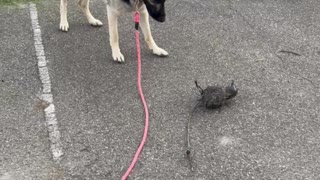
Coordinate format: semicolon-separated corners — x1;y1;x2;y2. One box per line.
89;18;103;27
152;47;169;57
112;50;125;62
59;21;69;32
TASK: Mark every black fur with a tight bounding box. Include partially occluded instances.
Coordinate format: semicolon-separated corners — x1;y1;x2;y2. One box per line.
143;0;166;22
122;0;131;5
121;0;166;22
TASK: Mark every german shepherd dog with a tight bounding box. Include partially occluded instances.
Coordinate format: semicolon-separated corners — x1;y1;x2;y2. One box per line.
59;0;168;62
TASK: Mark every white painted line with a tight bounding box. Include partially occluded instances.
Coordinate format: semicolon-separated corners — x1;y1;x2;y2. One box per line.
29;3;63;161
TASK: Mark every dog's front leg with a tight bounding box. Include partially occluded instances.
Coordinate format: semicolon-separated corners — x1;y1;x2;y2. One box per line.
60;0;69;31
107;6;124;62
139;7;168;57
79;0;103;27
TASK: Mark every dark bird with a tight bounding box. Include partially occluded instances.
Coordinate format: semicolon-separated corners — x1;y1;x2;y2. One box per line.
186;80;238;171
195;80;238;109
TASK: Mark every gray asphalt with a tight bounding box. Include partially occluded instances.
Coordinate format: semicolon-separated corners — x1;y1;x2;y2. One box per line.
1;0;320;179
0;5;62;180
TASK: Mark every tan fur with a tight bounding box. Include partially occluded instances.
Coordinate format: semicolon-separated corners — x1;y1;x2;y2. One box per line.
59;0;168;62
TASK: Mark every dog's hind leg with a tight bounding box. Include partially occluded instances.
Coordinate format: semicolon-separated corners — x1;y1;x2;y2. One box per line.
79;0;103;26
60;0;69;31
139;6;168;57
107;6;124;62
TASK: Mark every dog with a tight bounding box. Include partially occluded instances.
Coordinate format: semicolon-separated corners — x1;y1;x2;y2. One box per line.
59;0;168;62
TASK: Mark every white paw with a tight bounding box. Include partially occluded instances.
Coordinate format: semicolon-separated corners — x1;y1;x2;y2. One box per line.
89;18;103;27
59;21;69;32
112;50;125;62
152;47;169;57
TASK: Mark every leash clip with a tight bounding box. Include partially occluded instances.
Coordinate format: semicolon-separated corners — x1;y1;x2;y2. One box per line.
134;0;140;30
134;11;140;30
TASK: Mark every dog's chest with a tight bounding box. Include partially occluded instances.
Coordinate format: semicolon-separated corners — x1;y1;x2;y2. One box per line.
107;0;143;13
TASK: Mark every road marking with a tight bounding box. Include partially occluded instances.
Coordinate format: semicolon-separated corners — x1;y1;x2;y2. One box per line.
29;3;63;161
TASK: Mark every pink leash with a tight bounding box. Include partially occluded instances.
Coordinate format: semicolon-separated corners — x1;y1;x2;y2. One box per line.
121;11;149;180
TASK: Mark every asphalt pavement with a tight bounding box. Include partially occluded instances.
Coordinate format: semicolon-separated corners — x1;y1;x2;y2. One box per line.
1;0;320;179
